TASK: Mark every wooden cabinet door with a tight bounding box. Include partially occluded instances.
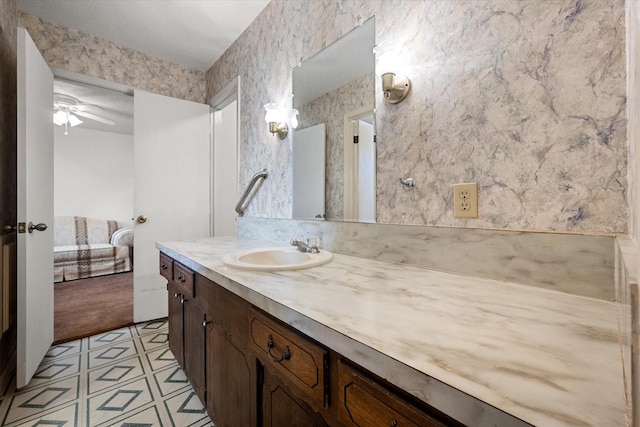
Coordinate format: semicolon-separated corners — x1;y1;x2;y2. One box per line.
207;325;252;427
167;281;184;368
183;297;206;405
259;364;327;427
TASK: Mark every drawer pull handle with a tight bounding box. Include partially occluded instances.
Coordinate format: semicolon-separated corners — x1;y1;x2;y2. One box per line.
180;296;187;304
390;420;398;427
161;263;168;270
267;335;291;362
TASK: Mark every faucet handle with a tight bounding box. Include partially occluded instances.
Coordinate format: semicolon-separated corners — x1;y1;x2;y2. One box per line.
307;235;320;248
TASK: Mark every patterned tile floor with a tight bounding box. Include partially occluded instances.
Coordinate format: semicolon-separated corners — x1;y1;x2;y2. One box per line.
0;319;214;426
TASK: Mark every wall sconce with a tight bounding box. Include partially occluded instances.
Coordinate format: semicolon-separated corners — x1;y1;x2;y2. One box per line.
381;72;411;104
375;46;411;104
264;102;298;140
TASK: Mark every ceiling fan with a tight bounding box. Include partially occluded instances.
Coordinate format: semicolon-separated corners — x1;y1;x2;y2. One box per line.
53;93;116;135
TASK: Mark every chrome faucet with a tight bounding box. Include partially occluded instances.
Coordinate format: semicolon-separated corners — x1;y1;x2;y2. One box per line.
290;236;320;254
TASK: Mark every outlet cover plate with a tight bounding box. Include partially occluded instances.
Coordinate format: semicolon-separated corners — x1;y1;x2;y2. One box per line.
453;182;478;218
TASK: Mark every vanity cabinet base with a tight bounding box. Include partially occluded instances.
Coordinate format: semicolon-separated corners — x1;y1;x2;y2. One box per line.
160;253;465;427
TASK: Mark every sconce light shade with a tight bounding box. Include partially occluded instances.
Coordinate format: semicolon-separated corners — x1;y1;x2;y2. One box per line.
290;109;299;129
381;72;411;104
263;102;280;124
263;102;292;140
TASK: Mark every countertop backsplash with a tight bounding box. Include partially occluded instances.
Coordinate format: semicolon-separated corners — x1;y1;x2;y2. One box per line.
238;217;615;300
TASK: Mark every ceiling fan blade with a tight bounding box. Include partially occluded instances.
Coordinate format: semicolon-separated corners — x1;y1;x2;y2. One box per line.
72;110;116;126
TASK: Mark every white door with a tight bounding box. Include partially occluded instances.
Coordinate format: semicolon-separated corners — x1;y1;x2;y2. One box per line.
292;124;326;220
16;28;54;388
133;90;210;323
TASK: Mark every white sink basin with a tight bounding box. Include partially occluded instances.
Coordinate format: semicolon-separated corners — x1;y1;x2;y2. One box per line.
222;246;332;271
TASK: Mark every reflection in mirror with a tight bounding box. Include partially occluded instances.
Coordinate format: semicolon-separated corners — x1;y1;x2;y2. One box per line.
292;124;326;220
346;113;375;223
292;17;375;222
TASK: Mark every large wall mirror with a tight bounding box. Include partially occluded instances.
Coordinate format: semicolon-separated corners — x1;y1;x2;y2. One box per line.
292;17;375;222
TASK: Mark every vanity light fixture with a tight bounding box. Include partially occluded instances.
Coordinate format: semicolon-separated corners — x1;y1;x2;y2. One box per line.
264;102;288;139
264;102;298;140
375;47;411;104
381;72;411;104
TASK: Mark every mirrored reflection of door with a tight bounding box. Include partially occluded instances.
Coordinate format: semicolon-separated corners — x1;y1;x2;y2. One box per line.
344;108;375;223
357;115;375;223
293;124;326;220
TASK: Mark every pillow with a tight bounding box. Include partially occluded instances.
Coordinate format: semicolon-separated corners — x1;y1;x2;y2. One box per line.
110;228;134;247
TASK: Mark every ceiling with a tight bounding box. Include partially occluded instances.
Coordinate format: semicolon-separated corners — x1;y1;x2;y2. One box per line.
18;0;270;136
16;0;271;72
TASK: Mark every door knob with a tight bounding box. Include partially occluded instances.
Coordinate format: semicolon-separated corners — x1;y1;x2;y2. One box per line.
136;215;147;224
2;225;16;233
27;222;48;233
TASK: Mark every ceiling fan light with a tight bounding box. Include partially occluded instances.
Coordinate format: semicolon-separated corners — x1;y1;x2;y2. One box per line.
67;113;83;127
53;110;68;125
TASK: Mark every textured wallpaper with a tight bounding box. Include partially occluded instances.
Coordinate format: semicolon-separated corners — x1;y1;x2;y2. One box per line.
298;74;375;220
207;0;627;234
18;12;206;103
0;0;17;231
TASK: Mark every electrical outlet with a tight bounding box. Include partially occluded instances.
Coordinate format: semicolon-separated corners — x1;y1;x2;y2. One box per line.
453;182;478;218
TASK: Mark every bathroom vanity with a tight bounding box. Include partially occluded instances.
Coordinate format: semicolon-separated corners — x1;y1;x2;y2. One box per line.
157;237;627;427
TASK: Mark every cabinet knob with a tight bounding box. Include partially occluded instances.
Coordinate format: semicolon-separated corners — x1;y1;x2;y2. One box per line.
180;296;187;304
174;292;182;298
390;420;398;427
202;319;211;328
161;263;168;270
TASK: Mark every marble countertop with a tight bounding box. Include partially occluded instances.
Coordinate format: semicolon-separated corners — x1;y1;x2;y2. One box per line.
157;237;627;427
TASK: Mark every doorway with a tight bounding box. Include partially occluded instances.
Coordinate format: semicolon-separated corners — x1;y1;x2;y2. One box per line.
344;107;376;223
51;76;135;342
209;76;240;237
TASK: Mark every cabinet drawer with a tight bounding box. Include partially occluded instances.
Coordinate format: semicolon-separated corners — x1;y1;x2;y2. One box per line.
159;253;173;281
173;262;195;298
249;308;328;410
338;361;449;427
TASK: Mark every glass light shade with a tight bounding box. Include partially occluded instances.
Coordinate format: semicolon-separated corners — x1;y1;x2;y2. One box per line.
67;113;83;127
263;102;280;124
53;110;68;125
376;50;402;77
290;109;299;129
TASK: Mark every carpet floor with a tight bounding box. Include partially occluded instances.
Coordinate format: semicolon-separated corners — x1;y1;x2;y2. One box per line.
54;272;134;344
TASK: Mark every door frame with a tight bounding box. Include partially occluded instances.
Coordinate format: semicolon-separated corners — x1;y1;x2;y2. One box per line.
343;106;375;222
208;76;241;236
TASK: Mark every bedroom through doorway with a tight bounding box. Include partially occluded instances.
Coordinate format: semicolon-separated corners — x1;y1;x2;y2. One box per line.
52;76;135;343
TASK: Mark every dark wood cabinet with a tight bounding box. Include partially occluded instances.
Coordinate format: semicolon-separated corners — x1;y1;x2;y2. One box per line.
249;307;328;414
201;275;254;427
167;280;184;368
183;292;206;404
166;260;206;405
208;325;253;427
259;362;328;427
160;253;465;427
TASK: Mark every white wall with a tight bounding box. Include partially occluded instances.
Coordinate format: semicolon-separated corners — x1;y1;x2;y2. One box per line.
54;125;133;224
